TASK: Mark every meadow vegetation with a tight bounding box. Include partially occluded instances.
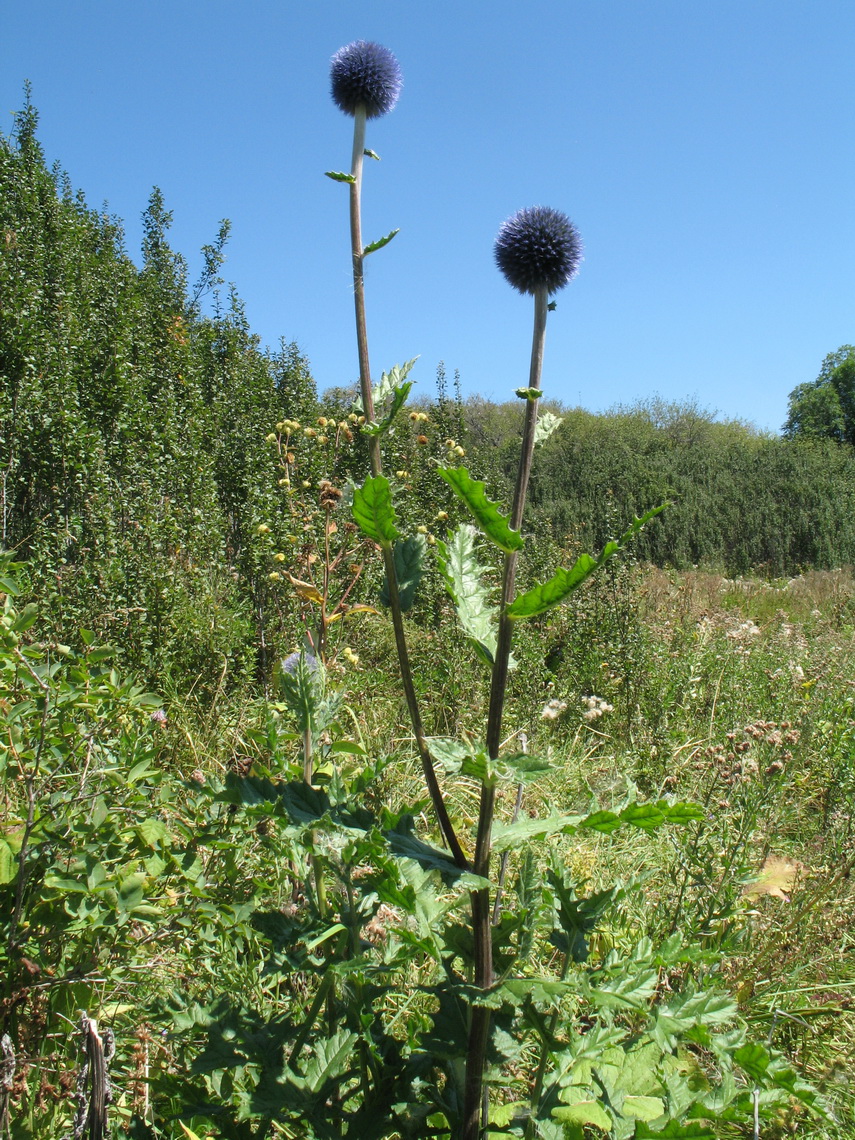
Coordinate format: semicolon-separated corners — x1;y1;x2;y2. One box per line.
1;90;854;1138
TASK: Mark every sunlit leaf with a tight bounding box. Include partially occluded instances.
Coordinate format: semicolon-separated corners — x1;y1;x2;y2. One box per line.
363;227;399;256
742;855;807;901
534;410;563;447
507;504;667;619
634;1123;716;1138
325;170;356;183
285;573;324;605
366;358;418;413
438;467;524;553
622;1095;665;1121
436;524;499;663
0;840;17;884
362;380;413;437
552;1090;611;1131
352;475;399;544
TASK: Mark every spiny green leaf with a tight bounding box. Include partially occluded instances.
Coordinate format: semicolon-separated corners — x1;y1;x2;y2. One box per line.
301;1029;358;1092
325;170;356;183
653;989;737;1052
428;736;480;777
436;524;499;664
362;380;413;437
581;810;623;834
495;751;552;783
275;653;325;736
493;814;583;853
620;802;667;830
507;504;667;619
352;475;399;544
663;802;705;825
438;468;524;553
634;1122;717;1138
364;148;380;160
371;358;418;411
380;534;426;611
587;967;658;1011
363;227;399;256
534;410;563;446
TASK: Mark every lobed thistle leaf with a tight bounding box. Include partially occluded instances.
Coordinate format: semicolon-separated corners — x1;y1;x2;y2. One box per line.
330;40;402;119
494;206;582;295
437;466;524;553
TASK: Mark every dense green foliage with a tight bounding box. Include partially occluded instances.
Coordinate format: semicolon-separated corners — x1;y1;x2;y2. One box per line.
784;345;855;446
0;94;316;697
467;398;855;577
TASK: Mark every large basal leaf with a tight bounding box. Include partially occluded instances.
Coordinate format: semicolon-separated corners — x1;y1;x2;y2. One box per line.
622;1096;666;1122
436;524;499;664
380;534;426;611
507;504;667;619
652;989;737;1053
586;967;659;1012
352;475;399;544
300;1028;359;1093
552;1091;612;1132
437;468;524;553
634;1123;717;1138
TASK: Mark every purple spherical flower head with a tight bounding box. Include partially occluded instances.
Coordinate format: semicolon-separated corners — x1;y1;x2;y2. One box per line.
494;207;582;295
282;651;319;676
330;41;402;119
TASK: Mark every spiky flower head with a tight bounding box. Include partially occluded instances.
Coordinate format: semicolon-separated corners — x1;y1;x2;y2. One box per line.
494;206;582;295
330;41;402;119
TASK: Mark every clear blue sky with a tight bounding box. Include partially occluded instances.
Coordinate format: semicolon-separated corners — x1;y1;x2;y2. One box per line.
3;1;853;432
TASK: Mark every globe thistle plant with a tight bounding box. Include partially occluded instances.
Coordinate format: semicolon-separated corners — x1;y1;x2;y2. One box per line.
327;43;466;869
330;40;402;119
494;205;582;296
464;206;582;1140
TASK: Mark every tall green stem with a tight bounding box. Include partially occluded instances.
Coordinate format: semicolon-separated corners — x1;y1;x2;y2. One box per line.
346;108;467;869
462;286;549;1140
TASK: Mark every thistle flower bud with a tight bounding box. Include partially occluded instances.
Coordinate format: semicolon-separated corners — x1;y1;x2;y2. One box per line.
494;206;582;295
330;41;402;119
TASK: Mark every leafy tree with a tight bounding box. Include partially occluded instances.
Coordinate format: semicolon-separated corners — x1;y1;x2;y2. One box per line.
784;345;855;444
